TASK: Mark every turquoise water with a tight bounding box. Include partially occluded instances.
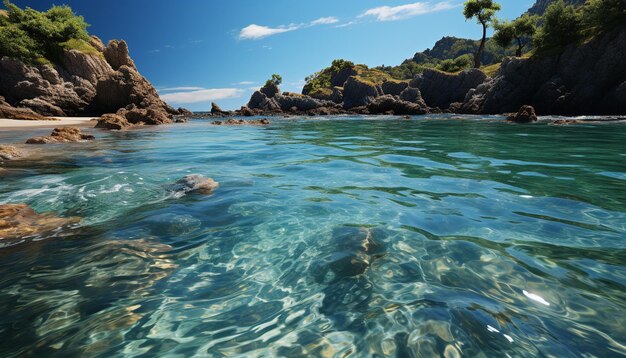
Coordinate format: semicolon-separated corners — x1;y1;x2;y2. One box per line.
0;115;625;357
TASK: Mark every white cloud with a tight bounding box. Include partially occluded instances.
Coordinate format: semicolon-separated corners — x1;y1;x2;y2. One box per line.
310;16;339;26
360;1;455;22
239;24;300;40
158;86;205;92
239;16;339;40
235;81;257;85
160;88;243;104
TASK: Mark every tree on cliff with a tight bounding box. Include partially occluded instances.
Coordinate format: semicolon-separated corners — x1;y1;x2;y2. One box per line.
266;74;282;87
533;0;582;52
0;1;91;64
463;0;501;68
493;14;538;57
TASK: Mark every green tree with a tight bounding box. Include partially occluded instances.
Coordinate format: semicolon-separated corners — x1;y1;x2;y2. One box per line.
533;0;582;52
493;14;538;57
582;0;626;34
266;74;282;87
463;0;501;68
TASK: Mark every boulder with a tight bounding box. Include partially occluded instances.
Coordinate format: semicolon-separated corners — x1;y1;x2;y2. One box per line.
247;91;280;111
0;203;80;240
399;87;427;107
367;95;428;115
103;40;136;71
331;87;344;104
343;76;380;109
274;93;332;112
120;106;172;125
313;227;386;283
260;83;279;98
95;113;132;130
177;107;193;116
211;102;227;115
238;106;255;117
167;175;219;195
0;145;21;160
411;68;487;109
211;118;270;126
507;105;538;123
381;80;409;96
331;67;358;87
26;127;95;144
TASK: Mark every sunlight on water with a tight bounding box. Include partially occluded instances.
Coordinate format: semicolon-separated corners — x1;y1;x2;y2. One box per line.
0;116;625;357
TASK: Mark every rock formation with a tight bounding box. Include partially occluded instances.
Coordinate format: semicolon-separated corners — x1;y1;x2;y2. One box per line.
410;68;487;110
507;105;538;123
0;37;185;121
26;127;95;144
0;203;80;240
0;145;21;160
462;27;626;115
211;118;270;126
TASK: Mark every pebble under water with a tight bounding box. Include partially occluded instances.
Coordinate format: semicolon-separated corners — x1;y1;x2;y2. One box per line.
0;115;625;357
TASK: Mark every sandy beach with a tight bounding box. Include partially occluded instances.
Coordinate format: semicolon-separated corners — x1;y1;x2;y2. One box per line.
0;117;96;130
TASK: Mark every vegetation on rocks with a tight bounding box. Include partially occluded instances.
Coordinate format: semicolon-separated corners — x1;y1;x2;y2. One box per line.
0;1;95;65
303;59;393;97
493;14;539;56
463;0;502;68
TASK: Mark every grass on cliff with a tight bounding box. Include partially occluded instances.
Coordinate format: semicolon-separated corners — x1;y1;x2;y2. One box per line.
303;59;394;96
0;1;95;65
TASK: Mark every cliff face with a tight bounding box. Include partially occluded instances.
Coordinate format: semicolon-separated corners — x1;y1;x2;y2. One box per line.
0;36;177;117
527;0;586;15
462;27;626;115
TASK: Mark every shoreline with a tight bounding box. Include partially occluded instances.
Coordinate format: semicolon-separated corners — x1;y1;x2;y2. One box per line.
0;117;97;130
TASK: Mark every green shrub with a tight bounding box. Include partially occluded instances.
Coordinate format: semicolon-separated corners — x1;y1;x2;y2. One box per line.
437;54;473;73
582;0;626;34
533;0;583;52
265;74;282;87
0;1;91;64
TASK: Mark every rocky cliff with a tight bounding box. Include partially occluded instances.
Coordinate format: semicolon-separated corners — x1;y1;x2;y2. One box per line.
462;27;626;115
0;36;180;119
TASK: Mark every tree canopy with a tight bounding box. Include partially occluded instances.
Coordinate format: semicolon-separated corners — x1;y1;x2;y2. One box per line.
463;0;501;68
493;14;539;56
0;1;92;64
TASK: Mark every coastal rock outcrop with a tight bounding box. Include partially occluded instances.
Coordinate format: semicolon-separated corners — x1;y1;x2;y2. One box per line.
411;68;487;109
211;118;270;126
0;96;50;120
95;114;131;130
0;203;80;240
210;102;229;116
0;38;179;121
26;127;95;144
343;76;382;109
367;95;428;115
462;27;626;115
0;145;21;160
507;105;538;123
381;81;409;96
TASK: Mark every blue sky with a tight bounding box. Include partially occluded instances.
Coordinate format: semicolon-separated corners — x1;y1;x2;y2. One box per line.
10;0;535;110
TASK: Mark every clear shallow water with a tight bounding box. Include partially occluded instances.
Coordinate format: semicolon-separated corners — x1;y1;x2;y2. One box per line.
0;115;625;357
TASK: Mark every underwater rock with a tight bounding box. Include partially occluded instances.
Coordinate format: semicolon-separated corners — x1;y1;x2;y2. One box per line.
0;203;80;240
0;145;21;160
25;127;95;144
167;174;219;195
314;226;386;283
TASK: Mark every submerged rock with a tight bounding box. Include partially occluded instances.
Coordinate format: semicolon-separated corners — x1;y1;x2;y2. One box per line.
0;145;21;160
550;119;583;125
314;226;386;283
507;105;538;123
167;174;219;195
0;203;80;240
26;127;95;144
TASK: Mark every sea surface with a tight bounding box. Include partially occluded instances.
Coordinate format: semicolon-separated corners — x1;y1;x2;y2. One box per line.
0;115;625;357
